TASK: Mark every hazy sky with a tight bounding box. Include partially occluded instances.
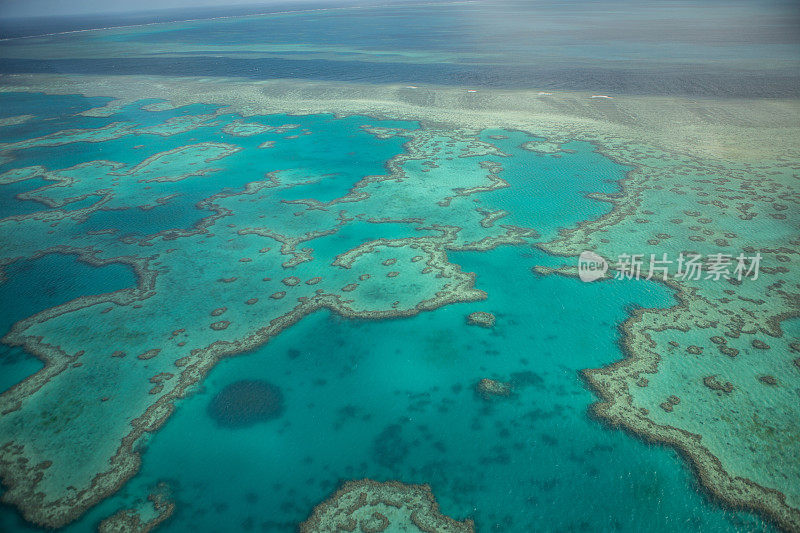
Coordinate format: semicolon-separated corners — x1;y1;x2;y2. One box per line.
0;0;349;19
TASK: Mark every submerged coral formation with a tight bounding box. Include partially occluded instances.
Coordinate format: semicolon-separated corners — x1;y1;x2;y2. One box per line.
300;479;474;533
475;378;511;400
206;380;285;428
98;482;174;533
466;311;496;328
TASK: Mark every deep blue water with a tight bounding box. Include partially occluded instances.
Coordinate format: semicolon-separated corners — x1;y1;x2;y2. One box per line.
1;1;799;96
4;57;796;98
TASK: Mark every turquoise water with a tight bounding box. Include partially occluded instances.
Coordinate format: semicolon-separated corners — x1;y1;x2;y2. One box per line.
0;253;136;393
63;247;768;532
0;177;52;217
477;132;623;241
0;92;774;532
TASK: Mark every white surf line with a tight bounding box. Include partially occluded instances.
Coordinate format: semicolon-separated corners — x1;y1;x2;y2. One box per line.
0;0;478;42
590;95;614;99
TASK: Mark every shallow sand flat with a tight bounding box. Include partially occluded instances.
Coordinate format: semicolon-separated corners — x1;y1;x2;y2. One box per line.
2;73;798;161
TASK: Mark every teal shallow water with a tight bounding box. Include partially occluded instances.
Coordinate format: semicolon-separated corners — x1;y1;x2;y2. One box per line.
0;177;52;217
54;247;768;532
0;92;774;531
477;131;623;241
0;254;136;394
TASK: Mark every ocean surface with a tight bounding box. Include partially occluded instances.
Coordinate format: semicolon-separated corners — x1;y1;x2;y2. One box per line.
0;1;796;532
1;1;799;97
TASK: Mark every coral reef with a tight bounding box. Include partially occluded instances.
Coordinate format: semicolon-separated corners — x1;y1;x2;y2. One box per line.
539;135;800;528
300;479;474;533
466;311;496;328
0;72;797;531
475;378;511;400
0;97;527;527
98;482;174;533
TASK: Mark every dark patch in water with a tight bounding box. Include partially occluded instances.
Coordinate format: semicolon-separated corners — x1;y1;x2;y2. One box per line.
372;423;409;468
206;379;284;428
2;57;798;98
509;371;545;388
541;434;559;446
